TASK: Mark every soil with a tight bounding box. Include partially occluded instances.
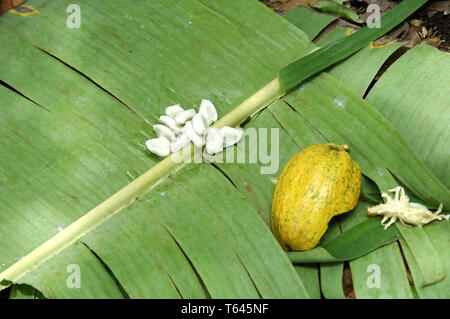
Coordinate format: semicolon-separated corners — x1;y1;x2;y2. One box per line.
411;2;450;51
0;0;27;14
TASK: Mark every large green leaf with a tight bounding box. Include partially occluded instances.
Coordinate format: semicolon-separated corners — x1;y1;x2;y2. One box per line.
367;44;450;188
400;220;450;298
0;0;314;119
283;6;337;40
14;243;127;298
0;0;316;298
1;0;446;299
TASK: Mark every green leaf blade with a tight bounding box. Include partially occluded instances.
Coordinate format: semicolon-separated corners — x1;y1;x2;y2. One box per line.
366;44;450;188
283;6;337;40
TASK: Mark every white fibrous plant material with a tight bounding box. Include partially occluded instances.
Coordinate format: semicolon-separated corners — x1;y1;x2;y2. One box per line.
367;186;448;229
145;100;244;157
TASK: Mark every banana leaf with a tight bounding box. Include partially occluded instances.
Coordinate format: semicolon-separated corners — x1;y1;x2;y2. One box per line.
0;0;316;298
367;44;450;188
283;6;337;40
1;0;446;299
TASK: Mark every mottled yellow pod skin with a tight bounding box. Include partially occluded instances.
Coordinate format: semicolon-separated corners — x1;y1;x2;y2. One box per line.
271;143;361;251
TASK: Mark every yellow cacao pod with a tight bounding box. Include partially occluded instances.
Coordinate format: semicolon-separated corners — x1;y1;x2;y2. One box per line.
271;143;361;251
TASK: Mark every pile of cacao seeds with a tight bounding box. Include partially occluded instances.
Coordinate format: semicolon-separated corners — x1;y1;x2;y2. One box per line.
146;99;244;157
